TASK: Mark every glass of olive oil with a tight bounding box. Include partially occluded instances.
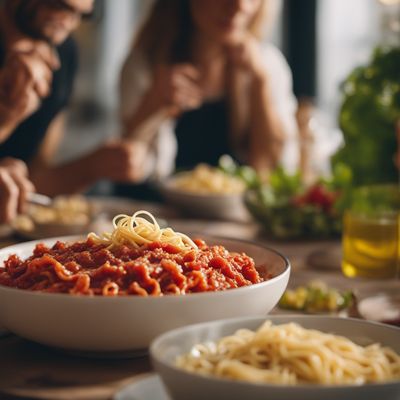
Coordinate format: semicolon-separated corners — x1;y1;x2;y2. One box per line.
342;184;400;279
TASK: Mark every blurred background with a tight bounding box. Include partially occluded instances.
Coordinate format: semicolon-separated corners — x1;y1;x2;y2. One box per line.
61;0;400;182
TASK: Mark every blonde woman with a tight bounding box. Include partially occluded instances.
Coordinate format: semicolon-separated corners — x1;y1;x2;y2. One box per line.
120;0;298;180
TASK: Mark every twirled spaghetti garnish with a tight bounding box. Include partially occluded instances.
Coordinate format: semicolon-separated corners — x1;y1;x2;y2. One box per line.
88;210;198;251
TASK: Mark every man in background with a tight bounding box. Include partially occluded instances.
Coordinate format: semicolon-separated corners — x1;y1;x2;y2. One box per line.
0;0;145;223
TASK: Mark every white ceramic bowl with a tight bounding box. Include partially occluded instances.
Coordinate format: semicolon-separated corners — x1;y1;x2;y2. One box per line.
151;315;400;400
0;236;289;353
158;176;249;221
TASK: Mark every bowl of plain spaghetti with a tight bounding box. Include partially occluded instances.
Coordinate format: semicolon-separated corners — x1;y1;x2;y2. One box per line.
150;315;400;400
158;164;249;221
0;211;289;353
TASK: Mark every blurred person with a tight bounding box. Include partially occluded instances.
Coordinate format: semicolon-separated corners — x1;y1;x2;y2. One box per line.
0;0;146;198
120;0;298;183
0;158;34;223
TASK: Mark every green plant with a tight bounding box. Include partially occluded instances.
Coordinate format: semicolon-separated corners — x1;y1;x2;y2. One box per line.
332;46;400;185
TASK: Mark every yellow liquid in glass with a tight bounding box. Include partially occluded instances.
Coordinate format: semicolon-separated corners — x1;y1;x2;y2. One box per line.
342;212;400;278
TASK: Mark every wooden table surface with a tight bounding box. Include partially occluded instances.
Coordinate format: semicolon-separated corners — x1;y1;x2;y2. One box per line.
0;209;365;400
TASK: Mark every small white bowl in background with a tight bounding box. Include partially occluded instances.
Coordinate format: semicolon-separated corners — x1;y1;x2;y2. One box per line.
158;175;249;222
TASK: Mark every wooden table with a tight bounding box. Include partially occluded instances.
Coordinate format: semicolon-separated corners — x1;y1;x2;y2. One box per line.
0;215;352;400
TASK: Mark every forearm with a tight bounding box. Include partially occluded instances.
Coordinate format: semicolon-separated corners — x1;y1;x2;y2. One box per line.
248;76;286;172
0;118;18;143
123;87;170;142
30;154;100;196
0;105;23;143
30;139;152;196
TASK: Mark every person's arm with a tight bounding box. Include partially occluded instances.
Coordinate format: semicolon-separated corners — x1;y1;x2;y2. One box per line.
29;112;91;195
119;51;204;179
122;78;168;141
247;73;286;171
30;112;149;196
122;63;203;141
0;39;59;143
0;158;35;223
0;108;22;143
227;37;294;172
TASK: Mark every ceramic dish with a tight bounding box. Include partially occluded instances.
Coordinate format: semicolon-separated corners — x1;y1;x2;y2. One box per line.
244;189;341;240
355;282;400;327
0;236;290;353
151;315;400;400
158;175;249;221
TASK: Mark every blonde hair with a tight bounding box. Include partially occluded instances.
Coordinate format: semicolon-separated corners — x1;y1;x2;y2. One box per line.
133;0;271;66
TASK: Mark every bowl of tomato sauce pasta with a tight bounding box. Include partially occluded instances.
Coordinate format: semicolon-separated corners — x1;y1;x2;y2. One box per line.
150;315;400;400
0;211;290;353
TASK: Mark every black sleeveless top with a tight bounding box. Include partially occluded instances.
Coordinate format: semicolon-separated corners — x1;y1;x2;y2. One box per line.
0;36;78;162
174;98;231;170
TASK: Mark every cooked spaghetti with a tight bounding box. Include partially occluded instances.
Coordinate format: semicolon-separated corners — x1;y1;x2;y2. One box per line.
172;164;246;195
176;320;400;385
89;210;197;251
0;212;263;296
14;195;92;232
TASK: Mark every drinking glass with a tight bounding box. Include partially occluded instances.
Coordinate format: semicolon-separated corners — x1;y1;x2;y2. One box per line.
342;184;400;279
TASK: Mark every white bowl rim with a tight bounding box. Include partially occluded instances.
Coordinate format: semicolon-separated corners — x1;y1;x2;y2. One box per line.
150;314;400;390
0;235;290;302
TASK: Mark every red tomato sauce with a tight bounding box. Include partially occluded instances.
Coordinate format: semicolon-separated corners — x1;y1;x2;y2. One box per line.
0;238;265;296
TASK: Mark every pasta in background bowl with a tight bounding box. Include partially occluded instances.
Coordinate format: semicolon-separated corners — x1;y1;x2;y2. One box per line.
151;315;400;400
0;212;289;352
13;195;96;239
171;164;246;195
158;165;249;221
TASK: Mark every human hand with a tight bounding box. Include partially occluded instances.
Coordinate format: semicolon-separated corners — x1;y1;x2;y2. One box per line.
151;63;203;116
90;141;149;183
0;39;60;129
0;158;35;224
226;35;268;82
